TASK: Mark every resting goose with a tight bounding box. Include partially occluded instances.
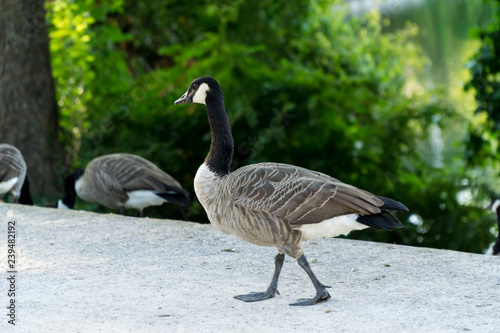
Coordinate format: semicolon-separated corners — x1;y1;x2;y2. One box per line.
174;77;408;306
486;198;500;256
0;144;33;205
60;153;191;217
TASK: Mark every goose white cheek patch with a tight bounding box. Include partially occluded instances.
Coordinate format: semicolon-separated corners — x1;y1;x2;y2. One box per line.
192;83;210;104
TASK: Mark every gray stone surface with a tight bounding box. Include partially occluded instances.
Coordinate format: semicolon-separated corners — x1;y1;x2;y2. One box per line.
0;204;499;332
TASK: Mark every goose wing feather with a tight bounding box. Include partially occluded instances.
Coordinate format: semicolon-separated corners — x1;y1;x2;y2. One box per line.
88;154;181;194
230;163;384;225
0;145;25;182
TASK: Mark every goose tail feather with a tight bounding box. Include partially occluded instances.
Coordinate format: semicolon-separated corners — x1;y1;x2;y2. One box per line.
356;210;403;230
376;195;409;212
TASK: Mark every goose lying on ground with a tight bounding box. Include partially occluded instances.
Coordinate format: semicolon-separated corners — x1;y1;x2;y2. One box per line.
60;153;191;217
485;198;500;256
175;77;408;306
0;143;33;205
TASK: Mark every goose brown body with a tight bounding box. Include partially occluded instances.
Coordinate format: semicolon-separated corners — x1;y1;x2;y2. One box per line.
195;162;392;259
0;144;32;204
72;153;190;214
0;144;26;198
176;76;408;305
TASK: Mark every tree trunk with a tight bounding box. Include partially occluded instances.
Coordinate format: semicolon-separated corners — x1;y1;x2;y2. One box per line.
0;0;62;198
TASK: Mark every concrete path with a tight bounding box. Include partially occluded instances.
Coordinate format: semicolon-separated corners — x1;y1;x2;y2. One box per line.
0;204;499;332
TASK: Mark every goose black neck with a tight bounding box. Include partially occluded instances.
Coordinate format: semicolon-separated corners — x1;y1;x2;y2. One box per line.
19;176;34;205
62;186;76;209
205;93;233;176
62;171;81;209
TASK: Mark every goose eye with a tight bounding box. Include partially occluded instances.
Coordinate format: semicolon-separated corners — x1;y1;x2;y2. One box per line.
192;83;198;90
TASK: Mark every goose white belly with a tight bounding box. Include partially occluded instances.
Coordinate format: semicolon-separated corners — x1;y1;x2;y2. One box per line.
294;214;369;240
124;190;166;209
0;177;18;195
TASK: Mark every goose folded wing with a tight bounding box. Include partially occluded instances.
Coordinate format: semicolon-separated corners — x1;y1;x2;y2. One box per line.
232;164;384;225
102;159;183;196
101;155;180;191
0;165;18;183
90;168;130;203
118;170;172;194
0;152;23;178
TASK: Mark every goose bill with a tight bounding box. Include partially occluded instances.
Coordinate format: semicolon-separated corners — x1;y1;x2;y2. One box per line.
174;91;191;105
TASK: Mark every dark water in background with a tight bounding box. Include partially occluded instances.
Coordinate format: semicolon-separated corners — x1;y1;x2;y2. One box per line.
345;1;498;202
347;0;495;93
345;0;496;171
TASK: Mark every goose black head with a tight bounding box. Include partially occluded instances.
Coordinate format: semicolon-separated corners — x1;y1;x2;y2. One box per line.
174;77;223;106
59;169;84;209
486;197;500;213
66;169;84;189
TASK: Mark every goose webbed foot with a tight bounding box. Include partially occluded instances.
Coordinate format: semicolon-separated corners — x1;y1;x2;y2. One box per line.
234;288;280;302
289;254;331;306
289;285;331;306
234;253;285;303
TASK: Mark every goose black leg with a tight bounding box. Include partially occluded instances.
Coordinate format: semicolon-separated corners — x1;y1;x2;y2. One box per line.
290;254;331;306
234;253;285;302
119;206;125;215
136;209;143;218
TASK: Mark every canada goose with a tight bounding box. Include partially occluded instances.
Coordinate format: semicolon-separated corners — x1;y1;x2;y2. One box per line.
485;198;500;256
0;144;34;205
174;77;408;306
60;153;191;217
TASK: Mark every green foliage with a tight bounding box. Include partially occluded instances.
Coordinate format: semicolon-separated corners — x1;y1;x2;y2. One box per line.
47;0;132;168
465;0;500;167
47;0;496;253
